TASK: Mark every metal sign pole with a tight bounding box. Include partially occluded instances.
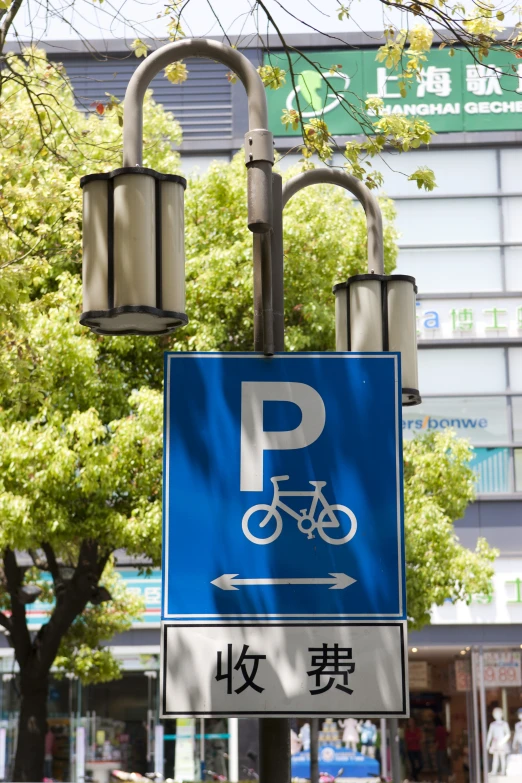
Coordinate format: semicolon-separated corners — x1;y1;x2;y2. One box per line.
268;167;387;783
389;718;401;783
257;173;289;783
479;647;489;783
259;719;291;783
273;168;402;783
310;719;319;783
380;719;388;780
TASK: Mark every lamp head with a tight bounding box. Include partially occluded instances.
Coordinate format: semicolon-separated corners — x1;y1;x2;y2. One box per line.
80;167;188;336
333;274;421;406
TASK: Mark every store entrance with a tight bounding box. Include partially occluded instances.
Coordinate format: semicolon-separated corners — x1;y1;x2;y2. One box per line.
404;646;472;783
403;646;522;783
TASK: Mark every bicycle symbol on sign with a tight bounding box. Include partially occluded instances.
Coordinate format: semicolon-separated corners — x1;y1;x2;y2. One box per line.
242;475;357;546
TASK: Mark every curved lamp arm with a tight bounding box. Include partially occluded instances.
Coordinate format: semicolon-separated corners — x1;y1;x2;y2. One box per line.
123;38;269;165
123;38;274;238
282;168;384;275
122;37;275;354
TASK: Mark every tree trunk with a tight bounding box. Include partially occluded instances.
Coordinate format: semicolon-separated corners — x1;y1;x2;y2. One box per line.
13;671;49;782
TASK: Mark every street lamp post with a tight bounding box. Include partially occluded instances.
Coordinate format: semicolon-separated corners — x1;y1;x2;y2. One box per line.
273;168;420;783
79;38;420;783
79;35;286;783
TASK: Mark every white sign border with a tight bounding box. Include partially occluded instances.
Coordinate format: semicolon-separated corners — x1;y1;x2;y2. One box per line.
163;353;404;621
160;620;409;718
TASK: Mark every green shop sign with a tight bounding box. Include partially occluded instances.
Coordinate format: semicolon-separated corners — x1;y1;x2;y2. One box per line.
265;48;522;136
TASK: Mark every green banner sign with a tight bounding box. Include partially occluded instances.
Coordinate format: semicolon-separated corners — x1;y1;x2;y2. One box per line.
265;48;522;136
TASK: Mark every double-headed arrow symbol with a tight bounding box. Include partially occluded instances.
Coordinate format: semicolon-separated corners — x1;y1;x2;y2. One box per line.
211;573;356;591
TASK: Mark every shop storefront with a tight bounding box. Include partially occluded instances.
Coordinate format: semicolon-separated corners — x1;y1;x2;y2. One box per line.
0;558;520;782
400;646;522;783
405;557;522;783
0;567;237;783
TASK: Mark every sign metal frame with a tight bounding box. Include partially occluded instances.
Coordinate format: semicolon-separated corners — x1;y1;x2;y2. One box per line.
161;352;409;718
161;621;409;718
162;352;405;623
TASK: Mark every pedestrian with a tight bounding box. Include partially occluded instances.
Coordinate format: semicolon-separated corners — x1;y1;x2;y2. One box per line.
404;718;423;782
44;724;55;780
434;716;450;782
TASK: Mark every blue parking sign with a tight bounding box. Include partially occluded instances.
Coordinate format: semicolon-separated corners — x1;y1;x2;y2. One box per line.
162;353;405;622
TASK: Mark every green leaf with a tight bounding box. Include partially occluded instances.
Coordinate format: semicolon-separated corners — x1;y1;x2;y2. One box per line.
408;166;437;191
165;61;188;84
131;38;150;58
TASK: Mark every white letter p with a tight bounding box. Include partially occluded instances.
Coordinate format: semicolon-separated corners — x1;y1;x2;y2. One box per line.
240;382;325;492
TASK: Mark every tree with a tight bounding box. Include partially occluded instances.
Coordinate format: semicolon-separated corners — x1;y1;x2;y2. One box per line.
126;0;522;192
0;375;163;780
0;49;495;781
0;49;181;411
178;152;399;352
0;52;181;782
404;431;495;629
0;0;519;190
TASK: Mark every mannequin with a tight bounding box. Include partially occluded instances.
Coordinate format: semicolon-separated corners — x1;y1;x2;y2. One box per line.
486;707;510;775
290;728;302;755
299;723;311;753
513;708;522;753
360;720;377;758
338;718;359;751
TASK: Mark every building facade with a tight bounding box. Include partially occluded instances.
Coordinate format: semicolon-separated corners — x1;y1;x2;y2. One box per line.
0;32;521;783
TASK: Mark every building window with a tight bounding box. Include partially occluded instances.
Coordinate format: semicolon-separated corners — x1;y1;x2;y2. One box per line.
471;447;511;493
396;198;501;245
397;247;503;294
402;396;509;444
515;449;522;492
508;348;522;391
379;148;498;196
512;397;522;442
500;148;522;193
502;197;522;243
505;247;522;291
418;349;507;394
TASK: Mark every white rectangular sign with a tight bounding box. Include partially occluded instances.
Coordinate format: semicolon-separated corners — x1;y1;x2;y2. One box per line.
483;651;522;688
161;622;408;717
76;726;86;783
0;727;6;782
417;298;522;340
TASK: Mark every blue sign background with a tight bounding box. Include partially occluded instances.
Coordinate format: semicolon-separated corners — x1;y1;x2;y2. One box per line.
163;353;405;621
291;747;380;779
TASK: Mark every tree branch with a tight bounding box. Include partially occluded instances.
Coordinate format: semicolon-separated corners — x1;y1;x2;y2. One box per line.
40;542;59;583
3;548;31;666
0;0;24;55
37;539;104;672
0;216;62;270
27;548;48;571
0;612;12;634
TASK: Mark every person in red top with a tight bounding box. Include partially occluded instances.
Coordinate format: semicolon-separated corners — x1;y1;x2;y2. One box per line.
404;718;423;781
44;725;55;780
434;715;450;782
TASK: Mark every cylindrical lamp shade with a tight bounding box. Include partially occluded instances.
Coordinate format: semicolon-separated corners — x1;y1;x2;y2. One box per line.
80;167;188;335
333;274;421;406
